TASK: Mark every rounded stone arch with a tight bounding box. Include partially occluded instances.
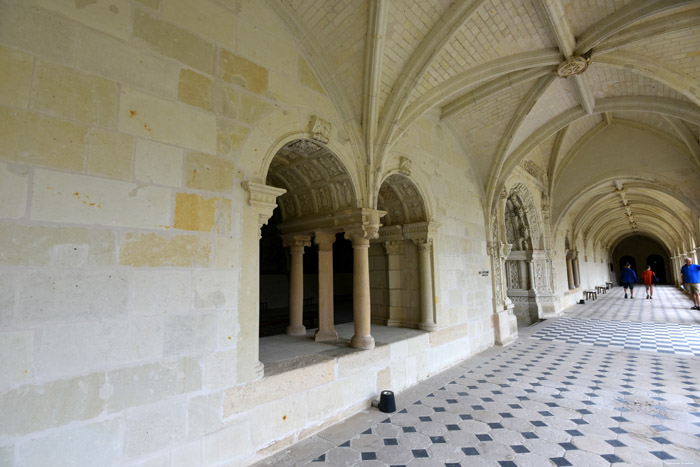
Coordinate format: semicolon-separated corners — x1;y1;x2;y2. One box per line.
375;168;434;226
503;183;542;251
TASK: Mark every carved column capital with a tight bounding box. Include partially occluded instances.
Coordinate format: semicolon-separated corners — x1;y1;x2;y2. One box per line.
314;231;336;250
412;237;432;251
241;181;286;232
384;240;404;255
283;234;311;251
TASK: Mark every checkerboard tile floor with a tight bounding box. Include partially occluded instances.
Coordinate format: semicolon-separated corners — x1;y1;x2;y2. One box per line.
254;286;700;466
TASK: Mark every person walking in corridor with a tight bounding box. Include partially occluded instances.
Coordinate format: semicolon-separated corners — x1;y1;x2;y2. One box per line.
620;263;637;299
641;265;657;299
680;257;700;310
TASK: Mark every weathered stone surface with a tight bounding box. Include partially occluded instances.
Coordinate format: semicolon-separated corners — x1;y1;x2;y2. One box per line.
0;373;106;436
220;50;268;95
185;152;234;193
131;270;192;316
0;330;33;388
32;60;119;127
202;350;238;391
37;0;130;41
236;20;297;76
87;128;134;180
178;69;212;111
0;45;32;108
0;271;15;326
0;444;13;466
120;233;211;268
187;392;224;440
135;0;159;9
217;119;250;155
336;343;390;378
106;357;202;413
132;9;214;74
75;28;179;100
0;223;115;266
194;270;237;309
134;139;183;187
238;93;275;125
124;400;187;458
164;313;218;355
299;56;325;94
16;418;121;467
0;163;29;218
203;419;253;465
429;323;469;347
250;392;307;447
17;269;128;323
171;440;201;467
0;3;76;64
118;87;217;154
0;107;87;171
31;170;172;229
37;317;163;377
174;193;216;232
215;236;238;269
161;0;237;52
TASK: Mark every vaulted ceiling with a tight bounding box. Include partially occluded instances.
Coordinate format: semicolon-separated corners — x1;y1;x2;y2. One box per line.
270;0;700;252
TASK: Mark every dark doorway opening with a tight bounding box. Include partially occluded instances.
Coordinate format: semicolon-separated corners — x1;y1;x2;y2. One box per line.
646;254;666;284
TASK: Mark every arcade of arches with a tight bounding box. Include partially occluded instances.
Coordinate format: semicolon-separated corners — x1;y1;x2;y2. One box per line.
1;1;699;466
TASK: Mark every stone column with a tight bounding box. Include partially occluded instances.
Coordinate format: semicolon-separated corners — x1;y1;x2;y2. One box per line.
566;252;575;289
314;231;338;342
240;182;286;382
348;234;374;349
283;235;311;336
572;252;580;288
384;241;404;326
415;238;437;331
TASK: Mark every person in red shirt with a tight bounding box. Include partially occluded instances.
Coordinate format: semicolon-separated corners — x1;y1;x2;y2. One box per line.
641;265;657;299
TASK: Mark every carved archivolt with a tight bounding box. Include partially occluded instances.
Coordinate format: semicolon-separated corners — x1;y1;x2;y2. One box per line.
377;174;426;226
505;184;541;251
266;139;355;220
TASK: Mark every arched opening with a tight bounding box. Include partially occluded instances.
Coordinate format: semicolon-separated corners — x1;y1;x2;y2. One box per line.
613;236;671;286
619;255;638;281
646;254;666;284
372;173;434;330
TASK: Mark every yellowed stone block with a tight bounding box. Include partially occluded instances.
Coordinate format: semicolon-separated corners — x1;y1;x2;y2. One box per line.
134;139;183;186
299;56;325;95
217;119;250;156
174;192;215;232
0;45;33;108
269;72;335;117
120;232;211;267
88;128;134;180
0;3;76;64
185;152;234;193
220;50;268;95
75;28;179;100
178;69;212;111
161;0;237;51
0;107;87;171
133;9;214;74
236;21;297;76
31;169;171;228
119;87;217;154
0;163;29;219
212;83;240;120
37;0;130;40
429;323;468;347
239;93;274;125
32;61;119;127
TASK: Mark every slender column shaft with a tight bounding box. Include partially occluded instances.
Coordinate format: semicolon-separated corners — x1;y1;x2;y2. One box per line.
416;240;436;331
285;239;309;336
566;258;575;289
350;236;374;349
315;232;338;342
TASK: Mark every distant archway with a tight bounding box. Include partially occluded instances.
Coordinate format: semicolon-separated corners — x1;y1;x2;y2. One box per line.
646;254;666;284
619;255;637;280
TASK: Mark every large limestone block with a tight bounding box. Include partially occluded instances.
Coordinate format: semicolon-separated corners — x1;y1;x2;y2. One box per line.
238;92;275;125
194;269;237;309
269;72;335;117
124;400;187;458
161;0;237;52
429;323;468;347
32;60;119;127
340;368;376;407
187;392;224;440
171;441;202;467
31;169;172;229
0;223;115;266
336;343;390;379
215;236;239;269
131;270;192;316
250;392;307;447
0;271;15;326
216;308;238;349
75;28;179;100
87;128;134;180
203;419;253;466
0;45;33;108
202;350;238;391
18;269;128;323
132;9;214;74
0;3;76;64
0;162;29;218
164;313;218;355
37;317;163;377
0;444;12;466
0;330;33;388
185;152;234;193
106;357;202;413
0;107;87;171
119;88;217;154
0;373;105;436
299;56;325;95
223;355;335;417
16;418;121;467
237;21;297;76
305;380;346;423
178;69;212;111
220;50;268;95
37;0;130;41
174;192;217;232
120;232;212;267
134;139;183;187
217;118;250;156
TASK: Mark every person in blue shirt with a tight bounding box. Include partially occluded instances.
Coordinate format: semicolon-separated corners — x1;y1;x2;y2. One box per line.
680;257;700;310
619;263;637;299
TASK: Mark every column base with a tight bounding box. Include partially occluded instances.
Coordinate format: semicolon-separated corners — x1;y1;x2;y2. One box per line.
286;324;307;336
418;321;437;332
385;318;402;327
493;307;518;346
350;334;375;350
315;329;338;342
